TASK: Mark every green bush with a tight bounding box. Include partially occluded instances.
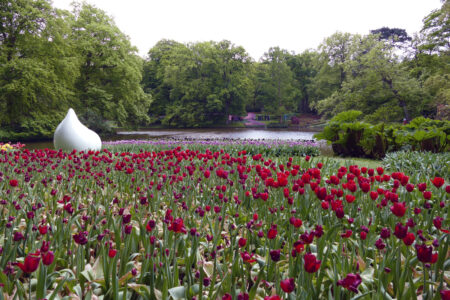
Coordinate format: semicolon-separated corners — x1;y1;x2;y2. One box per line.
315;111;450;158
314;111;388;158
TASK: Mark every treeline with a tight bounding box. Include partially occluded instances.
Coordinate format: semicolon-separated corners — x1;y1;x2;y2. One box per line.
1;0;449;139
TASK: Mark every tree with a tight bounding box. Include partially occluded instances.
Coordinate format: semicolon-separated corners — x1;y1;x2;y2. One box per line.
315;35;428;121
0;0;79;138
142;39;184;116
420;0;450;54
146;40;252;127
370;27;412;48
257;47;297;115
71;3;151;127
286;51;319;113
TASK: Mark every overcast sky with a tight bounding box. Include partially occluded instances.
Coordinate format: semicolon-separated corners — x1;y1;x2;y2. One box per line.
52;0;442;60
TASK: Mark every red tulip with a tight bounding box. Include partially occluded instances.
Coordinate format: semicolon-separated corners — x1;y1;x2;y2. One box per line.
337;273;362;293
303;253;321;273
42;251;54;266
108;248;117;258
17;252;40;273
423;191;432;200
390;202;406;217
238;238;247;248
38;225;48;235
222;293;232;300
394;223;408;239
415;244;438;263
341;230;352;238
270;249;281;262
240;251;256;264
431;177;445;188
267;226;277;239
168;218;187;234
402;232;415;246
440;289;450;300
9;179;18;187
280;278;295;293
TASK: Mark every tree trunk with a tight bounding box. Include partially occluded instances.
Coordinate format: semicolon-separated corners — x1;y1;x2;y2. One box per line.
382;77;410;121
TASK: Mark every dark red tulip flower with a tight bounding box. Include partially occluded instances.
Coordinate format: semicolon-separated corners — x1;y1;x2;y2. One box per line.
402;232;415;246
146;219;156;232
267;225;278;239
42;251;54;266
73;231;88;245
433;216;443;230
394;223;408;239
390;202;406;217
9;179;18;187
38;225;48;235
431;177;445;188
440;289;450;300
17;252;40;273
341;230;352;238
380;228;391;239
168;218;187;234
375;238;386;250
337;273;362;293
222;294;232;300
303;253;321;273
415;244;438;264
270;249;281;262
108;248;117;258
238;238;247;248
280;278;295;293
240;251;256;264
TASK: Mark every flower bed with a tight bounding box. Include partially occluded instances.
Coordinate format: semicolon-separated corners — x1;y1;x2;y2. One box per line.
0;145;448;299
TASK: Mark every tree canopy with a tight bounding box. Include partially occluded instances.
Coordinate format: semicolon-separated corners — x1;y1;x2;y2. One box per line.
0;0;448;140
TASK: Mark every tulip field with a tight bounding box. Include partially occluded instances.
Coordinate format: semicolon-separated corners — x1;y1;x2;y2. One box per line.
0;140;448;300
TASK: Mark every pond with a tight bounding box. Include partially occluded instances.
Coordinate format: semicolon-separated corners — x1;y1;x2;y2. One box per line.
24;128;318;149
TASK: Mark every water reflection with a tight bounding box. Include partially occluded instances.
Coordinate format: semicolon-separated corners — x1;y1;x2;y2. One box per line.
117;128;316;140
24;128;318;149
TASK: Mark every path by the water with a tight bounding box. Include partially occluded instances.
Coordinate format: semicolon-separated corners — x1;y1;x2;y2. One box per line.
243;112;265;126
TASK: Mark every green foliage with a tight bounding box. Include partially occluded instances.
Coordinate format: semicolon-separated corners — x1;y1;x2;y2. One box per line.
0;0;150;141
71;3;151;127
143;40;251;127
383;151;450;180
0;0;78;139
394;117;450;152
315;115;450;158
78;111;115;136
314;34;429;121
330;110;362;122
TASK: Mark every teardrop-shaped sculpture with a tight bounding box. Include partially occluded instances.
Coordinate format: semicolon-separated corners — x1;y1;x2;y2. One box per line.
54;108;102;151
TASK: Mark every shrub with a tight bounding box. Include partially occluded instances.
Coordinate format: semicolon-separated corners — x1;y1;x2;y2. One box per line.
315;112;450;158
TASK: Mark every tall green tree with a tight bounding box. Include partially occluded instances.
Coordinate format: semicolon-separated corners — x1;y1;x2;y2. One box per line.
256;47;297;115
286;51;319;113
142;39;183;116
316;35;428;121
144;40;251;127
71;3;151;127
0;0;79;138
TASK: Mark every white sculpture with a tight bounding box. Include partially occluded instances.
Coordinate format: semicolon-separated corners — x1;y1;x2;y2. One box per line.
54;108;102;151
